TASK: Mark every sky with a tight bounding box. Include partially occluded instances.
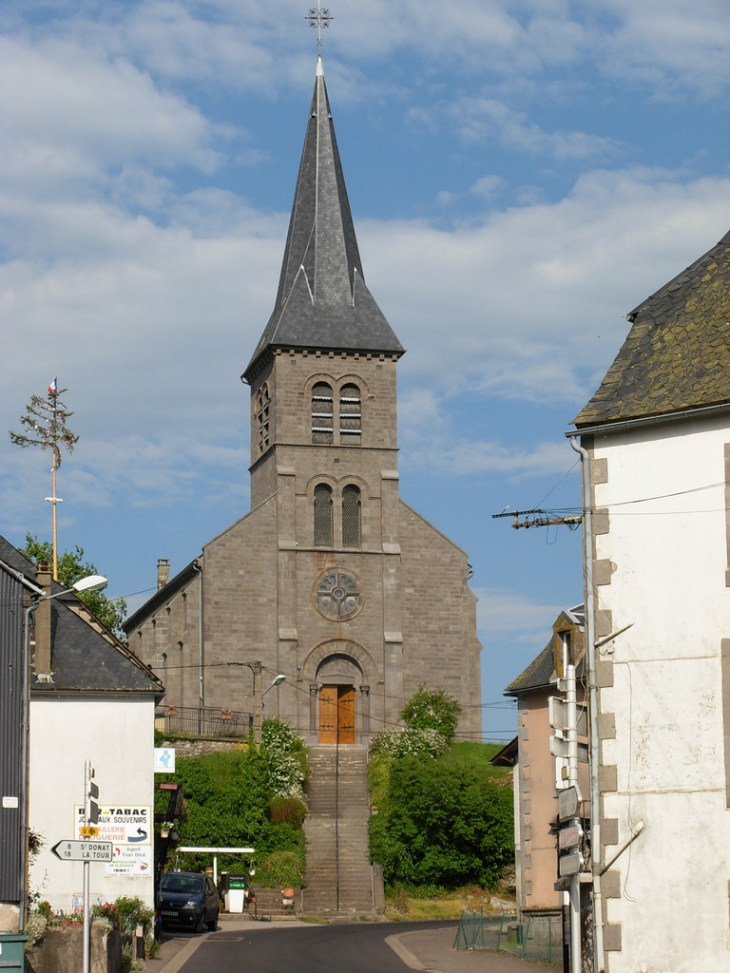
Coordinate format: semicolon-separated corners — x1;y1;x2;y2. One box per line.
2;0;730;741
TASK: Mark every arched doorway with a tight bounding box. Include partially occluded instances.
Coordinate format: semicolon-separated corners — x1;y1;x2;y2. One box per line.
314;654;364;745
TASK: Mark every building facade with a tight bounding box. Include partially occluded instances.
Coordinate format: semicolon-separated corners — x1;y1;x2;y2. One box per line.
0;536;162;917
572;229;730;972
504;608;587;917
125;58;482;746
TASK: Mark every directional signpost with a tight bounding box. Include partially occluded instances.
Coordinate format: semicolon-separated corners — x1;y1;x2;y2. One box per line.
550;644;584;973
52;840;112;862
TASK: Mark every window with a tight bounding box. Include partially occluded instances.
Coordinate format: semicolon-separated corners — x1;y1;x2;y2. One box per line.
315;569;363;621
339;383;361;445
312;382;333;444
255;383;270;453
342;485;361;548
313;483;333;546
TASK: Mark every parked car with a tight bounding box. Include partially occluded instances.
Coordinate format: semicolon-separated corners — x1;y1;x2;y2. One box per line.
157;871;219;932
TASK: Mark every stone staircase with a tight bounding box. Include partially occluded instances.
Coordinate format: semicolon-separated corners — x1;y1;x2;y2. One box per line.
302;746;382;916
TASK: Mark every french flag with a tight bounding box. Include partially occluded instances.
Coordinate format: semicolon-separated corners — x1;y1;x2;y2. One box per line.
48;377;57;394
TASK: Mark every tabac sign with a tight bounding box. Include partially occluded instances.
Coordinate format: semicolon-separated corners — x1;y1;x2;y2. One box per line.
75;805;152;876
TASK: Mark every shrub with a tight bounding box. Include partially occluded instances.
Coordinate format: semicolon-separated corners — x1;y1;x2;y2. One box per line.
261;718;308;802
400;685;462;744
254;849;305;888
155;729;308;878
370;753;514;892
269;797;307;825
370;727;449;759
23;913;47;951
114;897;154;935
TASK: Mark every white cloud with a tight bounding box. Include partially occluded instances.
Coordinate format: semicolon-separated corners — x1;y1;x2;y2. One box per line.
470;175;506;199
360;169;730;401
0;35;226;198
597;0;730;97
474;587;563;642
451;97;624;160
399;389;572;477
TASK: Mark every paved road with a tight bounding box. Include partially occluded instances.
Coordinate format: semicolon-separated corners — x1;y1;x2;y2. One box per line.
150;920;561;973
173;921;453;973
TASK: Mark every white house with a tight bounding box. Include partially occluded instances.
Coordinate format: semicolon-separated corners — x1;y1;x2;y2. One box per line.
0;541;165;914
571;229;730;972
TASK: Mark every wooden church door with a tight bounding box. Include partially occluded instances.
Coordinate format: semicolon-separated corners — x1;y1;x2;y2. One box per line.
319;685;356;744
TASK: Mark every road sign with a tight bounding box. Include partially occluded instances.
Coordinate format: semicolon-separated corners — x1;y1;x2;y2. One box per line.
559;824;583;851
558;785;582;822
558;851;583;877
80;826;98;837
52;840;113;862
550;735;589;763
549;697;588;736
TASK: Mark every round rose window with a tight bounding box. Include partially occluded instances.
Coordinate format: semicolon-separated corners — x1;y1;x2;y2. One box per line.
315;570;363;621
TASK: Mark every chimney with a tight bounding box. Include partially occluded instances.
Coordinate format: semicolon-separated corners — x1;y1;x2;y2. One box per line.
157;559;170;590
34;561;53;683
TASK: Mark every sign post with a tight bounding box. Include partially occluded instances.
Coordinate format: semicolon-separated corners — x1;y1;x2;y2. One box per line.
550;636;583;972
83;761;98;973
52;840;113;862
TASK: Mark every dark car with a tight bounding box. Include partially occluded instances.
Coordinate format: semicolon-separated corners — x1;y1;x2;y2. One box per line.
157;871;219;932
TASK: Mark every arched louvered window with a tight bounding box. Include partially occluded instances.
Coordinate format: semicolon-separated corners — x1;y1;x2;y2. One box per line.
255;383;270;453
312;382;334;444
342;485;361;548
339;383;361;445
313;484;334;547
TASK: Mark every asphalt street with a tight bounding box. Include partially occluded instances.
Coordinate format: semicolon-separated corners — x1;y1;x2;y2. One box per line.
171;921;442;973
146;918;561;973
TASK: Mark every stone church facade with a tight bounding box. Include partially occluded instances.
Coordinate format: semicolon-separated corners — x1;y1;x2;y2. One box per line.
125;58;482;746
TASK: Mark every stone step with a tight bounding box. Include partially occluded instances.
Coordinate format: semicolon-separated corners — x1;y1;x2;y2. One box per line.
303;745;381;916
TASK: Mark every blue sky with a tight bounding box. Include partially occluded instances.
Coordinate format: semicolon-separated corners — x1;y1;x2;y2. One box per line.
3;0;730;740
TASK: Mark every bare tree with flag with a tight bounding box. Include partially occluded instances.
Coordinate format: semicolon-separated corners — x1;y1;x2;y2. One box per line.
9;380;79;580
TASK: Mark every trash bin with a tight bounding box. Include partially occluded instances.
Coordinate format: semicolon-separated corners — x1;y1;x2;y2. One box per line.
226;875;248;914
0;932;27;969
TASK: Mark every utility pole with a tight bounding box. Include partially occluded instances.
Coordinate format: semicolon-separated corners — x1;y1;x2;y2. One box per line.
550;636;584;973
251;661;263;744
83;760;100;973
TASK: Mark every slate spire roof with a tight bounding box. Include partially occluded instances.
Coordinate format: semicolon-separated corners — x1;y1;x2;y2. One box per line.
243;57;403;380
574;229;730;428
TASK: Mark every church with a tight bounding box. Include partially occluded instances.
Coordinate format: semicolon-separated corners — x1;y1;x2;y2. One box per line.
125;57;482;748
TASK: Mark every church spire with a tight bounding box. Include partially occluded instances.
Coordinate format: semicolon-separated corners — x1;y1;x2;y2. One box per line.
243;59;403;381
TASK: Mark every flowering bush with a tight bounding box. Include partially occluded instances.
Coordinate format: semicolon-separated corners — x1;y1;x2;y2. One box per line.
400;685;461;744
23;913;47;951
369;727;449;759
261;718;308;802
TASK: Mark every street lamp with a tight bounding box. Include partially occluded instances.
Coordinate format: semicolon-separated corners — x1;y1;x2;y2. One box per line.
20;573;108;930
263;674;286;700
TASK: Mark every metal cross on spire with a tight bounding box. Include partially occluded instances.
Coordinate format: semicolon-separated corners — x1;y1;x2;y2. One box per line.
305;2;333;52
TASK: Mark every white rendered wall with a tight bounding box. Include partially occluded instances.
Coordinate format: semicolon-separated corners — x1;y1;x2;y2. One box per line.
29;697;156;913
592;415;730;973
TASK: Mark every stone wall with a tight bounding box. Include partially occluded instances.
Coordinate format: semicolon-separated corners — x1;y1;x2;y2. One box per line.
26;925;122;973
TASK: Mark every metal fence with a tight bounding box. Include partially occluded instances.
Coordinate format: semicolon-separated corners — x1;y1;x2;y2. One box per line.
155;705;252;739
454;910;562;965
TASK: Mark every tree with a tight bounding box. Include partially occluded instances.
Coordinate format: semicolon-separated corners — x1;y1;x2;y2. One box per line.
400;684;462;744
20;535;127;639
9;383;79;580
369;753;514;892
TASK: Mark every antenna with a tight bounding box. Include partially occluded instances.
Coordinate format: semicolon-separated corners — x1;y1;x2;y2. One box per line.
305;2;333;52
